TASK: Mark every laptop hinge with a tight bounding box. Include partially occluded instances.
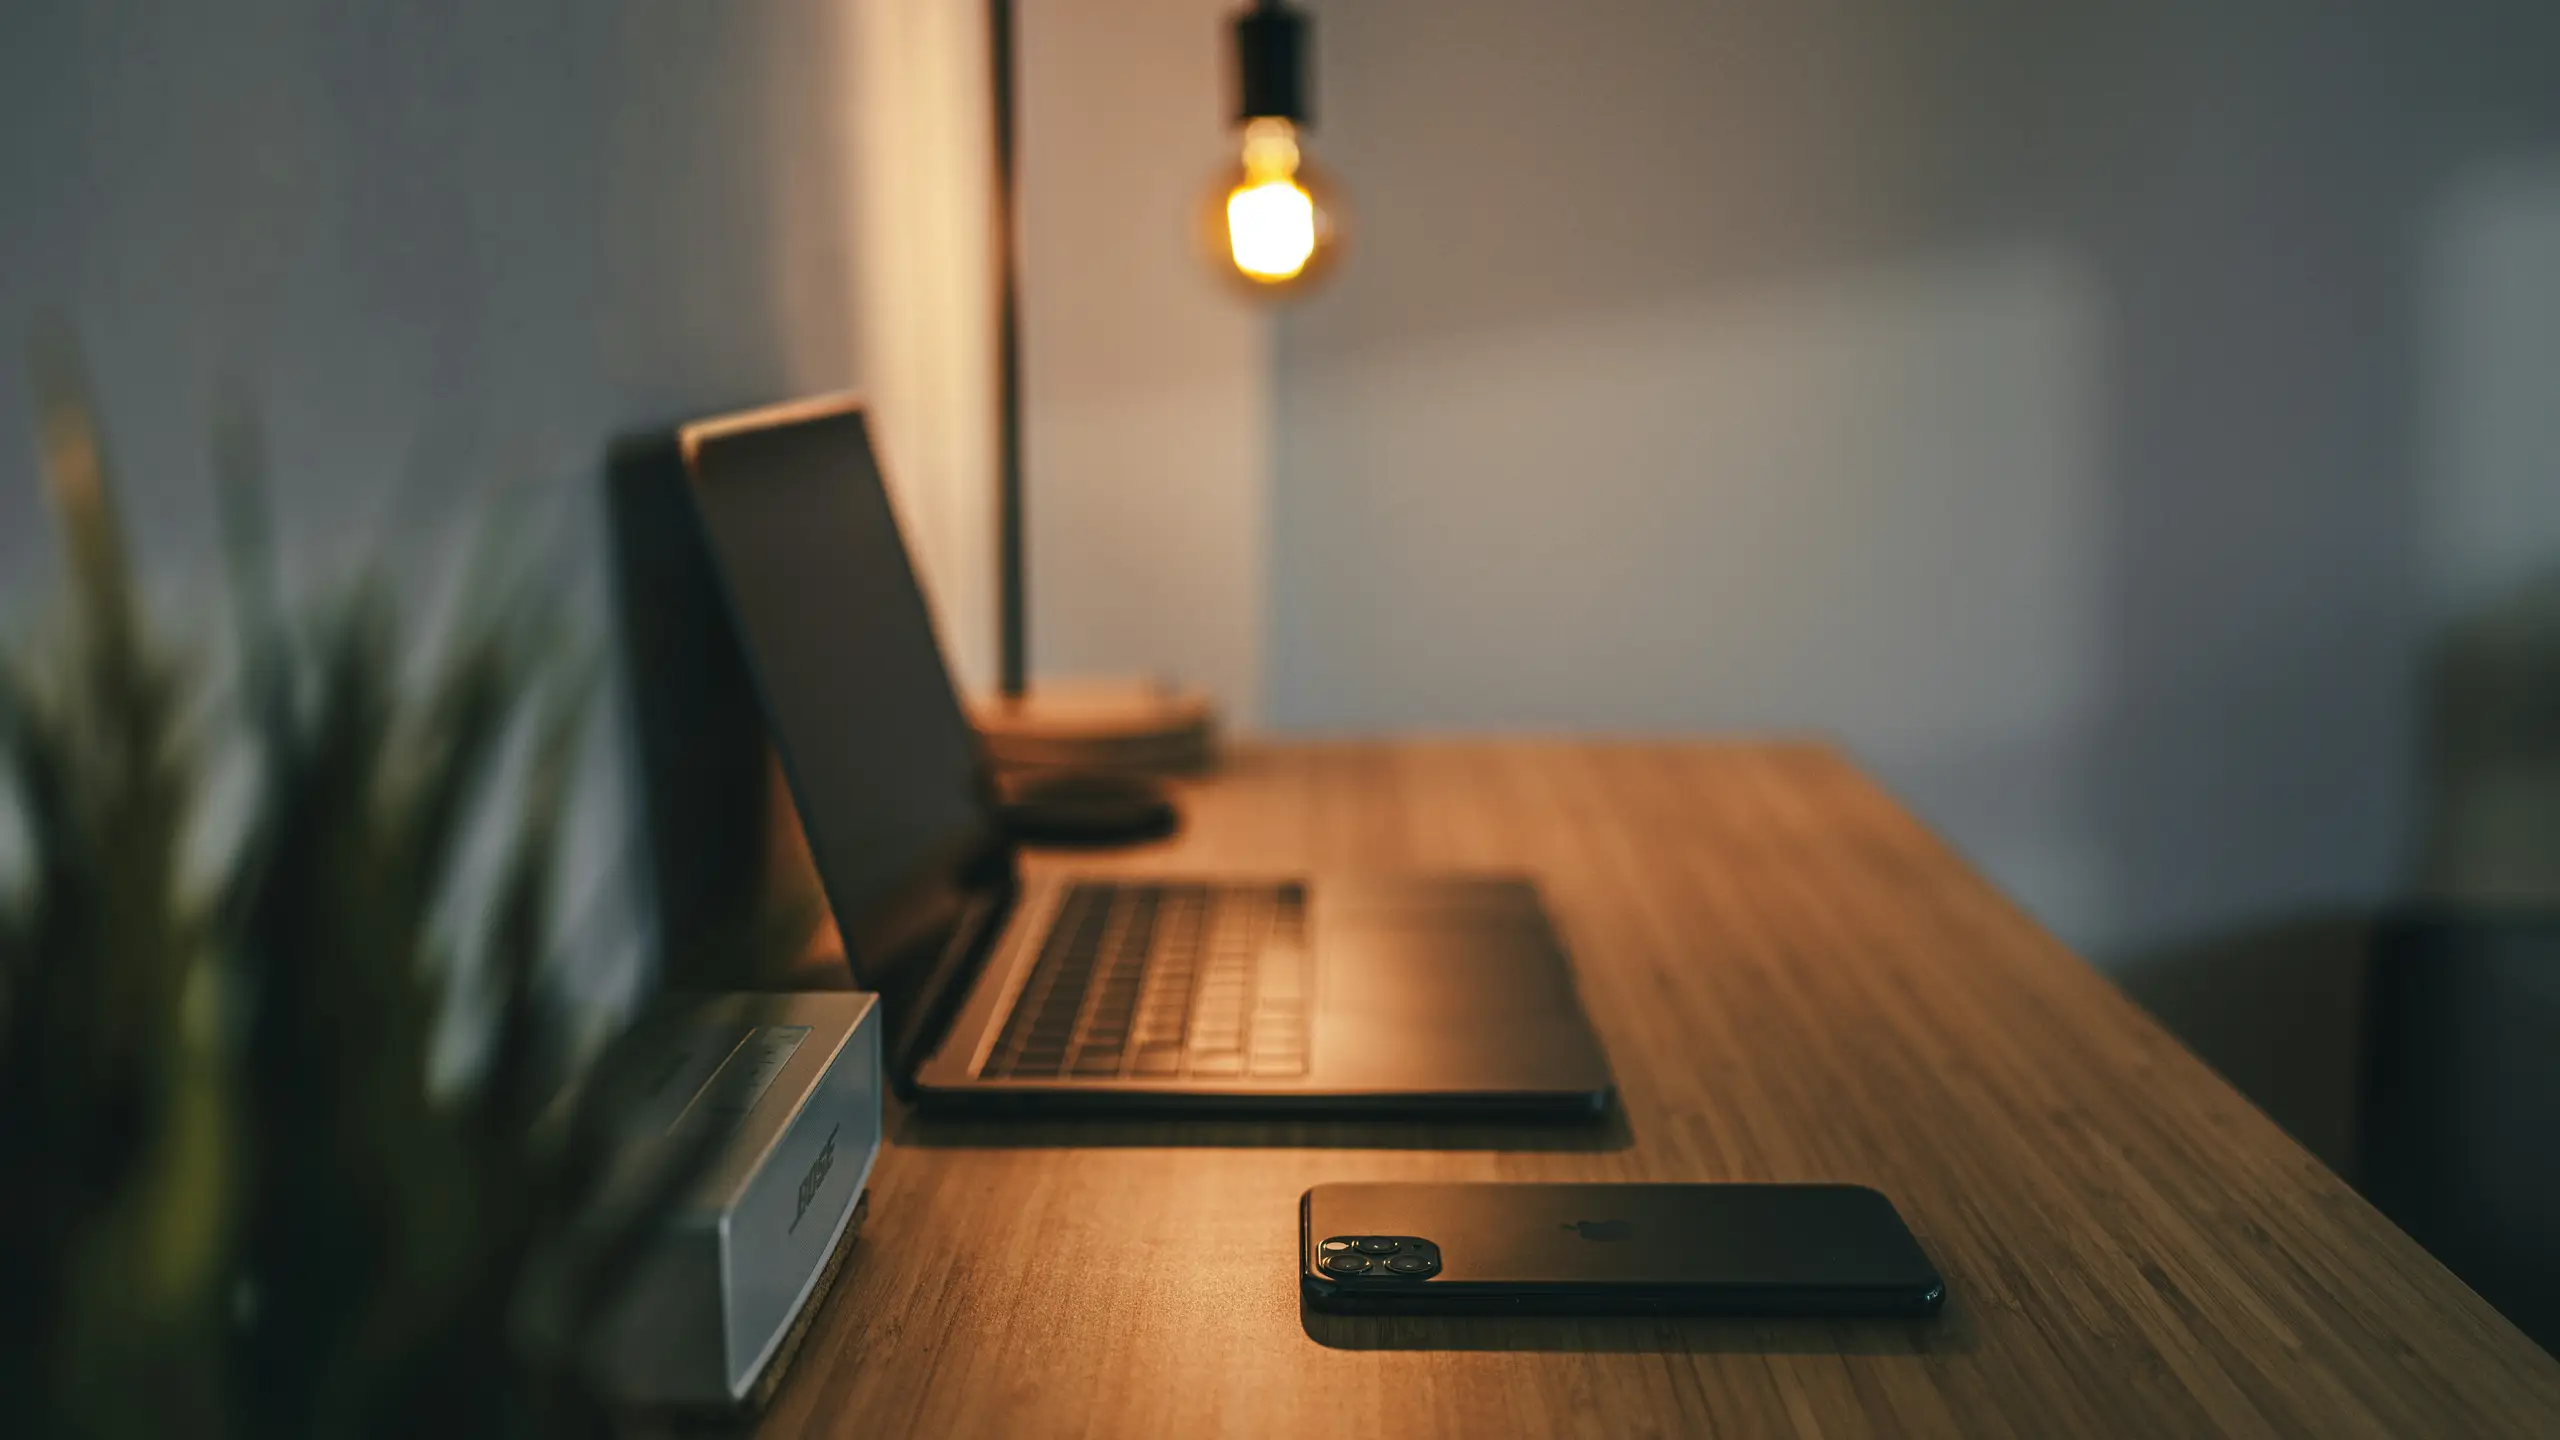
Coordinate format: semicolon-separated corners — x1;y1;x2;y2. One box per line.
884;872;1017;1099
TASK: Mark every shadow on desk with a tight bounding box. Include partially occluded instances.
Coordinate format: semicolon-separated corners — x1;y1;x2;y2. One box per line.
891;1104;1637;1152
1299;1298;1981;1356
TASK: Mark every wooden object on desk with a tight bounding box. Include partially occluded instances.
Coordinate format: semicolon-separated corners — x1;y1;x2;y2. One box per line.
970;677;1218;774
756;741;2560;1438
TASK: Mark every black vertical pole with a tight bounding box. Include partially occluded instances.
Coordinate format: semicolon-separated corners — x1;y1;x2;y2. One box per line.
990;0;1028;700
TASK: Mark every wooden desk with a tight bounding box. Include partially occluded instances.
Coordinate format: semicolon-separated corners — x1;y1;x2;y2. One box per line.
758;742;2560;1437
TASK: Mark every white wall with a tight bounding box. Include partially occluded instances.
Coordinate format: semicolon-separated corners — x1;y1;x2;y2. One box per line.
868;0;2560;966
1017;0;1271;724
12;0;2560;984
1259;0;2560;962
0;0;882;606
2412;157;2560;905
849;0;1002;692
0;0;888;1015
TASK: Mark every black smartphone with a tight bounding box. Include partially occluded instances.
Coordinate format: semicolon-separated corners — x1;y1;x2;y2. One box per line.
1301;1182;1945;1316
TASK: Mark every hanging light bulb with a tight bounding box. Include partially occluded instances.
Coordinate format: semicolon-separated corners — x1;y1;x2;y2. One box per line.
1225;118;1323;282
1208;1;1338;294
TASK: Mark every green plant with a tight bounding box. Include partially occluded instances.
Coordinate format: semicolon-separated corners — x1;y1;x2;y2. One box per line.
0;349;714;1438
0;344;234;1435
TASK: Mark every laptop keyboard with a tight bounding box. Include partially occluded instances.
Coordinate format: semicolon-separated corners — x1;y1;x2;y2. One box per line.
984;881;1309;1081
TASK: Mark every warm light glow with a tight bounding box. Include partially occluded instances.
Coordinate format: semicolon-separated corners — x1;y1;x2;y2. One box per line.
1227;179;1318;281
1221;117;1326;286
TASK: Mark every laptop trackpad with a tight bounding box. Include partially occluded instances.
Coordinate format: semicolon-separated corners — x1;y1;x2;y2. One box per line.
1312;919;1605;1090
1316;877;1577;1013
1319;929;1583;1018
1304;879;1606;1090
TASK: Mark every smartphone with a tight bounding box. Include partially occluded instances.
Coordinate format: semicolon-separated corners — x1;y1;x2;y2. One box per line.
1300;1182;1944;1316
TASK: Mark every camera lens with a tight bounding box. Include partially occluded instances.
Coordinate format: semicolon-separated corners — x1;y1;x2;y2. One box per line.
1354;1237;1400;1255
1321;1251;1374;1275
1385;1253;1436;1276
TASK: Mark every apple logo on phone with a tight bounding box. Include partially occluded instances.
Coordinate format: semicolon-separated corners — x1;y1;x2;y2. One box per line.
1566;1219;1634;1242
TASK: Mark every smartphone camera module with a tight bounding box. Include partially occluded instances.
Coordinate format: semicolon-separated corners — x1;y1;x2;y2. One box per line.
1321;1236;1441;1281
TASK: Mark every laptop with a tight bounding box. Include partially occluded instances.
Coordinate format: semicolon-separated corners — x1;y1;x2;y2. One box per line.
678;394;1614;1117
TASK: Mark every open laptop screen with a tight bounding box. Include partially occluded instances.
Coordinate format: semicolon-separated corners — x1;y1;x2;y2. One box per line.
680;398;1002;1017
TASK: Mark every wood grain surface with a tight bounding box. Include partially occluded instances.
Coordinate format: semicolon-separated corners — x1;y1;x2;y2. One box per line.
751;741;2560;1438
